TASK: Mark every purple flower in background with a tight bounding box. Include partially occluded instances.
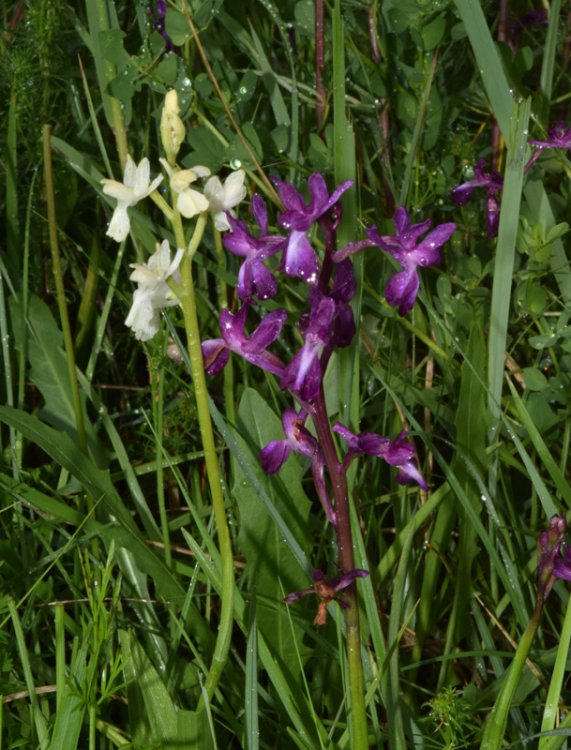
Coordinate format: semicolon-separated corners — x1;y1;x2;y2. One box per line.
280;294;336;401
202;305;286;377
529;122;571;151
224;194;287;301
537;514;567;601
451;159;503;237
273;173;353;283
260;408;318;474
333;423;428;489
284;567;369;625
367;207;455;315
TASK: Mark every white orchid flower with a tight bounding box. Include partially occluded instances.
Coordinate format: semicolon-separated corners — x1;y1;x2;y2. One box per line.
102;156;163;242
125;240;184;341
204;169;247;231
160;158;211;218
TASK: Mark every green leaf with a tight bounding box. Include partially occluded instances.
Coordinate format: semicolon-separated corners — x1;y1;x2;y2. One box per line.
120;630;214;748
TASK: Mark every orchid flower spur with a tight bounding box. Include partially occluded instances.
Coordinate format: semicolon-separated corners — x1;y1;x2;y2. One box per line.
333;423;428;489
284;568;369;626
204;169;247;231
272;173;353;283
451;158;503;237
160;158;211;218
537;514;567;601
201;304;286;376
125;240;184;341
223;194;287;301
102;155;163;242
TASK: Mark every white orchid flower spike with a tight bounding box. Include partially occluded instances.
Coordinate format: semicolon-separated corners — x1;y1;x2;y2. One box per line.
160;158;211;219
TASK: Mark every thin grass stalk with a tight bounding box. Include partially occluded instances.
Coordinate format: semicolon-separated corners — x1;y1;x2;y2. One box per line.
8;598;49;748
538;0;561;127
0;271;17;477
153;354;172;570
486;98;530;484
43;125;87;456
480;599;543;750
539;593;571;748
55;604;65;713
174;213;235;706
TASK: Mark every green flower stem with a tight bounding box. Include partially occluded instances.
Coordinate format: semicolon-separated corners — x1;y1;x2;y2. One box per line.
174;212;234;705
213;225;236;427
313;392;368;750
480;599;543;750
42;125;87;457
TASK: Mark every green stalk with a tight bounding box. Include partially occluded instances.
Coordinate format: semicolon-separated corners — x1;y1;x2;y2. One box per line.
153;354;172;570
538;594;571;749
480;600;542;750
173;213;234;705
43;125;87;456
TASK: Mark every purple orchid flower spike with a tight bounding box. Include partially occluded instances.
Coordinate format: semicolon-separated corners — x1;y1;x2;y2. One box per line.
202;304;286;377
280;294;336;401
284;567;369;626
260;409;337;524
329;259;357;348
223;195;287;301
366;207;455;315
273;173;353;284
537;514;567;601
333;423;428;489
451;159;503;237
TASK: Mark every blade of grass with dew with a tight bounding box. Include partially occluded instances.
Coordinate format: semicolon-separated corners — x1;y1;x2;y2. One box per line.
398;50;438;208
487;97;530;449
245;594;259;750
505;378;571;510
452;0;512;139
537;0;561;127
538;594;571;749
332;0;361;432
8;598;49;749
48;638;88;750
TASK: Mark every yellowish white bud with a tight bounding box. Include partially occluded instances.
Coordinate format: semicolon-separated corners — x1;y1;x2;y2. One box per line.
160;89;186;164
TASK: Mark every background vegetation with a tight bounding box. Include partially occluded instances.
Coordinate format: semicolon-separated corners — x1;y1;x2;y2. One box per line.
1;0;570;747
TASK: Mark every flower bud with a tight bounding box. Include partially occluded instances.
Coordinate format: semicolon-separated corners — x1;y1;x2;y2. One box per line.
160;89;186;165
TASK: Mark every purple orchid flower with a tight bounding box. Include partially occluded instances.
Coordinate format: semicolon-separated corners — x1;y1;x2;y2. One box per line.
333;423;428;489
537;514;567;601
451;159;503;237
272;173;353;284
329;259;357;348
260;409;337;525
260;408;318;474
333;206;455;315
284;567;369;625
202;304;286;377
529;121;571;151
223;195;287;301
280;294;336;401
